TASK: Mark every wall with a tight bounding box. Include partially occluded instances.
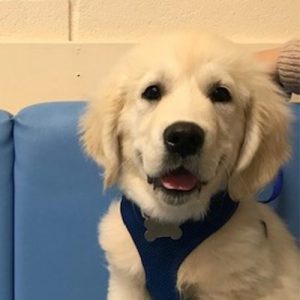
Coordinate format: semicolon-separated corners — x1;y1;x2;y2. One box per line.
0;0;299;112
0;43;133;112
0;0;299;43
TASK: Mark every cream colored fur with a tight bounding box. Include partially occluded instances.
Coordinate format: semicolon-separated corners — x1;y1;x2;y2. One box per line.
80;32;299;299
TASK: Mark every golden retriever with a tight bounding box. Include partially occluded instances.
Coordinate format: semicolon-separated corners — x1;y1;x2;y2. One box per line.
80;32;299;299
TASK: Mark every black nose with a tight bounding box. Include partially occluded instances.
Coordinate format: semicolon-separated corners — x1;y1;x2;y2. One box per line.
163;122;205;157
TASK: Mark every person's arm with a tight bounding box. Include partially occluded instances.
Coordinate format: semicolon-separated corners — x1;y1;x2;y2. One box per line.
256;40;300;95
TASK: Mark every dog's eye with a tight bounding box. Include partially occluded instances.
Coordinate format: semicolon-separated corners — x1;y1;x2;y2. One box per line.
209;86;232;103
142;85;162;101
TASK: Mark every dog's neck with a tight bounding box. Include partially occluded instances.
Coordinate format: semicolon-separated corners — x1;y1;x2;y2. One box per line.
121;191;238;229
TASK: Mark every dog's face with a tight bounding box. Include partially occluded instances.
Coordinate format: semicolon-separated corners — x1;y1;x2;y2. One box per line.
122;44;246;209
81;33;291;222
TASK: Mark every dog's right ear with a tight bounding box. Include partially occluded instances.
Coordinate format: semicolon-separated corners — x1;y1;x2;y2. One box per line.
79;83;125;189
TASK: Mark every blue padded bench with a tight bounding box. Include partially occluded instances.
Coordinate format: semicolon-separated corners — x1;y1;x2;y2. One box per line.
13;102;119;300
278;103;300;240
0;110;14;300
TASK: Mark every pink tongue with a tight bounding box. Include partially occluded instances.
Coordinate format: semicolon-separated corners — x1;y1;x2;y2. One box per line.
160;168;198;191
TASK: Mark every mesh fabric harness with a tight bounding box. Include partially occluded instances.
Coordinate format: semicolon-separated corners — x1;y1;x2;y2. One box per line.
120;192;239;300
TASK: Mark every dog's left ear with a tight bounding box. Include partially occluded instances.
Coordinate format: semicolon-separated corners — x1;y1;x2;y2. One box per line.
228;77;291;199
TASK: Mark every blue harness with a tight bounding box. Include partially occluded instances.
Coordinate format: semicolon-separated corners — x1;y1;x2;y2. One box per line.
120;192;239;300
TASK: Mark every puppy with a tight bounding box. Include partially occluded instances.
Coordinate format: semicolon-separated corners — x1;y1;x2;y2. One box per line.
80;32;299;300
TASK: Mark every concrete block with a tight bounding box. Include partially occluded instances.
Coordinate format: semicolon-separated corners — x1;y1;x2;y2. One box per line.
72;0;300;43
0;0;70;41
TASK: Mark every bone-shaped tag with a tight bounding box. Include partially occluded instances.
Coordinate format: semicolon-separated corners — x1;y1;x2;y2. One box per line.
144;218;183;242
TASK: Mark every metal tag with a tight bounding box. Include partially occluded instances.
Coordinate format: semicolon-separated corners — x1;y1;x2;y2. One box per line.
144;217;183;242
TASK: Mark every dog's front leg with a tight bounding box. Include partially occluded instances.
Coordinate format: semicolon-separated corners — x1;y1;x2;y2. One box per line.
108;268;151;300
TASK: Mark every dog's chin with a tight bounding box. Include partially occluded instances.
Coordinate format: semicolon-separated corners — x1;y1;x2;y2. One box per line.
147;167;203;206
154;187;201;206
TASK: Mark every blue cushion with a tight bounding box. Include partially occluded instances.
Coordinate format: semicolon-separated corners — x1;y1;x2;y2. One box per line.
14;102;119;300
0;110;13;300
278;103;300;241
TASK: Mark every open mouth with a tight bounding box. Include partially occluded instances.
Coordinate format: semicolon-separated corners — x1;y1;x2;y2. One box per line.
147;167;202;195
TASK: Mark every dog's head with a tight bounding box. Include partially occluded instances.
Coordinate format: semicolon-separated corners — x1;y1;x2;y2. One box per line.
80;32;291;222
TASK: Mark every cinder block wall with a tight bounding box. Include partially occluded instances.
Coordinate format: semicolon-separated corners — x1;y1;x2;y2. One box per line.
0;0;299;43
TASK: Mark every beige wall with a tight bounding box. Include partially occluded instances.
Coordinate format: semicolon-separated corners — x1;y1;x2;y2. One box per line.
0;43;133;113
0;1;299;113
73;0;300;43
0;0;299;43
